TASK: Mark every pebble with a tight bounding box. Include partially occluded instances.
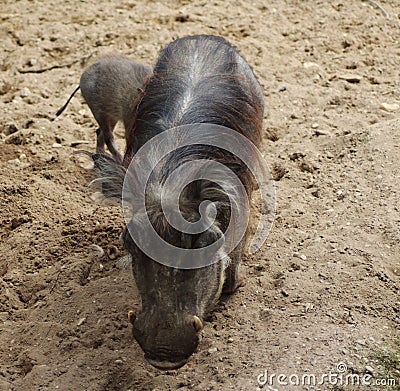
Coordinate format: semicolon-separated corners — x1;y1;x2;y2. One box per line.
52;142;62;148
28;58;38;66
303;62;320;69
293;252;307;260
2;123;18;136
365;365;374;374
208;347;218;354
227;338;234;343
281;289;289;297
338;74;362;83
70;140;90;147
305;303;313;312
7;158;21;166
311;123;319;129
315;129;331;136
89;244;104;258
77;317;86;326
380;102;399;112
115;359;123;364
0;81;12;95
20;87;31;97
4;130;25;145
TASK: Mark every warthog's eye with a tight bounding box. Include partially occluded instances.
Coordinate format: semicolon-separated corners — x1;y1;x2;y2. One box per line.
192;315;203;332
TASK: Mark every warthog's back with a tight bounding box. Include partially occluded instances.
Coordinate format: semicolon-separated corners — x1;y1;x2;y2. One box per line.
127;35;264;157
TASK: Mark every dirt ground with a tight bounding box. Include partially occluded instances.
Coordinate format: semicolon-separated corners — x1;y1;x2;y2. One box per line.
0;0;399;390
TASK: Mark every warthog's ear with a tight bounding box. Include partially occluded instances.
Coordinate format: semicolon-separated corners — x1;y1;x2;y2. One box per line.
90;153;126;201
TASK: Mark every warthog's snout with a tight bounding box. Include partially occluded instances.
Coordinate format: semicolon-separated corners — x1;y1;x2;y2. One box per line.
145;356;188;370
130;311;203;369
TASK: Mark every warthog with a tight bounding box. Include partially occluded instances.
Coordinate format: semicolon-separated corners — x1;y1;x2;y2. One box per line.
91;35;264;369
56;55;152;163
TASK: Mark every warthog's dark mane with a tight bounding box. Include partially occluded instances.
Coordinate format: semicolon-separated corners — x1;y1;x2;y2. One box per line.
91;35;264;245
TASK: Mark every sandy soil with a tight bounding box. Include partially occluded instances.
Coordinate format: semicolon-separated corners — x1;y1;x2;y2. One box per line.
0;1;399;390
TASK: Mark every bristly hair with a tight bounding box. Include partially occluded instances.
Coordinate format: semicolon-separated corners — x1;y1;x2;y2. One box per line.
90;153;126;200
88;35;263;237
126;35;264;157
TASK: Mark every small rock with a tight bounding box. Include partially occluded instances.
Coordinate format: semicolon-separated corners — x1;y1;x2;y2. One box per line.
311;123;319;129
4;130;26;145
77;317;86;326
289;152;306;161
356;339;367;346
2;123;18;136
338;74;362;83
299;160;316;173
19;153;27;160
303;62;320;69
7;158;21;166
20;87;31;97
52;142;62;148
208;347;218;354
89;244;104;258
380;102;399;112
293;252;307;260
115;359;123;364
365;365;374;375
0;81;12;95
70;140;90;147
315;129;331;136
227;338;234;343
281;289;289;297
27;58;38;67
